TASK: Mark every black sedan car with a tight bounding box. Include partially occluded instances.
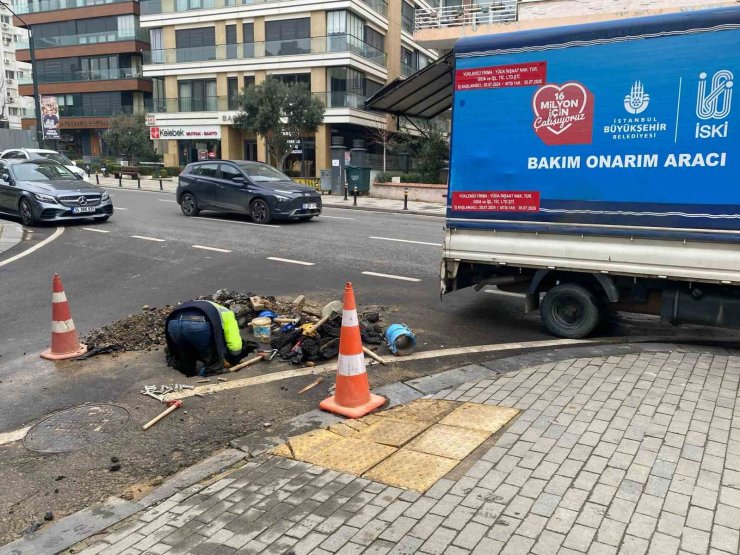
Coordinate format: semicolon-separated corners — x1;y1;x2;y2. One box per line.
0;160;113;226
176;160;321;224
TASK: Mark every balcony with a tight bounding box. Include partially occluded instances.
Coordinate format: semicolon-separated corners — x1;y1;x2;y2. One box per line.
414;0;518;49
400;61;416;77
12;0;130;15
150;91;375;114
30;28;149;49
21;102;151;119
140;0;388;18
144;35;387;68
19;67;143;85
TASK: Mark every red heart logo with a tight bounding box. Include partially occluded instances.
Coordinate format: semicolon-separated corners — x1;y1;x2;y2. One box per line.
532;82;594;146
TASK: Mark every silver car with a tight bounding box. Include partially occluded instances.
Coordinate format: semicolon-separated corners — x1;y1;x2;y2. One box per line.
0;160;113;226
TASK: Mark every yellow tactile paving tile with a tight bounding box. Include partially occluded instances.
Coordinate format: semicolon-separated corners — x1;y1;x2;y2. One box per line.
309;436;397;475
407;424;490;461
439;403;520;434
355;417;433;447
270;443;293;458
381;399;461;423
363;449;459;492
286;429;343;460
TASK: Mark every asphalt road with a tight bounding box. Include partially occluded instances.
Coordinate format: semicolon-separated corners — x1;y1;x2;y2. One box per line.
0;189;548;434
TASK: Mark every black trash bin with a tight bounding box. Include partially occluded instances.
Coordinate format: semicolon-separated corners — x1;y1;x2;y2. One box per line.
345;166;371;194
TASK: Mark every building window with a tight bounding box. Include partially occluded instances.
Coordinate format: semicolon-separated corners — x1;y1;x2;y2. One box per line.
401;46;417;75
327;10;364;53
364;26;384;53
265;18;310;56
242;22;254;57
328;67;366;109
5;70;14;80
178;79;217;112
176;27;216;62
225;24;237;59
150;28;163;64
401;1;415;33
243;75;255;89
1;15;10;24
271;73;310;88
227;76;239;110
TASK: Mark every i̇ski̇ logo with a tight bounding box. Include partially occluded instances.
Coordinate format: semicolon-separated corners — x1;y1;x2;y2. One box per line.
695;70;733;140
624;80;650;114
532;82;595;146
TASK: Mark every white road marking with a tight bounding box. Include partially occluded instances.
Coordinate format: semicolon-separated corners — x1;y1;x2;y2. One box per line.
320;215;354;220
165;336;668;401
192;245;231;253
131;235;165;242
267;256;315;266
114;206;128;211
193;216;278;228
362;271;421;282
0;426;30;446
370;236;442;247
0;226;63;268
81;227;110;233
158;199;178;203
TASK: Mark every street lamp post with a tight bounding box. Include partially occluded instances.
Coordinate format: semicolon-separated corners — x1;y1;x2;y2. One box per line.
2;2;44;147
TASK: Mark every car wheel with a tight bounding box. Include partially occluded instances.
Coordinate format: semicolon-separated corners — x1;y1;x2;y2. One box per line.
180;193;200;217
250;199;272;224
19;198;37;227
540;283;602;339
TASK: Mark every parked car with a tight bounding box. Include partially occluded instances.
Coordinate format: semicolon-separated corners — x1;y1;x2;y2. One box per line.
0;160;113;226
0;148;91;182
176;160;322;224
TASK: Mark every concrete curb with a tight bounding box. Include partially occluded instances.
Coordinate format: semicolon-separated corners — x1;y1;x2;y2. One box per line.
0;449;247;555
0;223;24;257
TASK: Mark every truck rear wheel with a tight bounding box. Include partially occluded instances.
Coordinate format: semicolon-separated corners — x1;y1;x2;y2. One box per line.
541;283;602;338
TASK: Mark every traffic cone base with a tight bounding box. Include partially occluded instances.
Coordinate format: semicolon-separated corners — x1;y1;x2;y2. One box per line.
40;273;87;360
320;282;387;419
41;343;87;360
320;391;386;419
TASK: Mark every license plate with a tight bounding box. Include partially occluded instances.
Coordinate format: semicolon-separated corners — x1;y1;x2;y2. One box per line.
72;206;96;214
302;203;317;210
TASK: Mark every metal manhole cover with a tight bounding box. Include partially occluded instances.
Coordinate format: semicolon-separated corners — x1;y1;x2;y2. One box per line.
24;404;130;453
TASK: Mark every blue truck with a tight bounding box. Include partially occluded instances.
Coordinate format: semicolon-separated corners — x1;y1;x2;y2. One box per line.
441;6;740;337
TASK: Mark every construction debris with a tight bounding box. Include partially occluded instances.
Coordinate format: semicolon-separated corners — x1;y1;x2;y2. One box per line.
298;376;324;394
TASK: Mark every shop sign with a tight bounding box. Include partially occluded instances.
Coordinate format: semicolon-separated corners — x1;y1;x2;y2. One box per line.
145;114;156;126
60;118;111;129
149;125;221;140
41;96;60;139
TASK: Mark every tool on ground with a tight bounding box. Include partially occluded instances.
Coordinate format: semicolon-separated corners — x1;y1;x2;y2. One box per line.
319;282;386;418
385;324;417;355
41;273;88;360
362;346;387;365
298;376;325;394
229;348;278;372
306;300;343;334
142;400;183;430
274;317;300;324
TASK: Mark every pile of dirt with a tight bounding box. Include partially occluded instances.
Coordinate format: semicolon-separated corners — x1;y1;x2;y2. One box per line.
82;305;175;354
81;290;391;362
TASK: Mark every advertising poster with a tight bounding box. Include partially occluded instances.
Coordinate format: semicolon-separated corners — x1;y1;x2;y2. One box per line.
41;96;60;140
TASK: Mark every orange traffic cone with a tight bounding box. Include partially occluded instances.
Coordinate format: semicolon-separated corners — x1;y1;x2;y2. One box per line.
320;282;386;418
40;274;87;360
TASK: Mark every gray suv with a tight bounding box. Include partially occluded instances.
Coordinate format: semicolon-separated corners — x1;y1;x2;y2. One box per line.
0;160;113;226
176;160;321;224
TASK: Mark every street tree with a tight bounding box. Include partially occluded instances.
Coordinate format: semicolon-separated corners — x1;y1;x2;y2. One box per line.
102;113;159;164
233;78;325;173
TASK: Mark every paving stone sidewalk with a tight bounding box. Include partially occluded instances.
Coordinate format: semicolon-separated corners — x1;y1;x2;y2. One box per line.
98;177;446;217
0;222;23;256
64;345;740;554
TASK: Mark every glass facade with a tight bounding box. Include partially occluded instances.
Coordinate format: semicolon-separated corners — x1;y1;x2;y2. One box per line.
47;91;152;117
177;79;217;112
264;18;310;56
33;15;144;48
32;54;143;83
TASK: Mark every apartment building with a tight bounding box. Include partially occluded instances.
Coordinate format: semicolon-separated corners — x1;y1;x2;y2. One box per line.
413;0;739;50
140;0;436;172
13;0;152;158
0;8;32;129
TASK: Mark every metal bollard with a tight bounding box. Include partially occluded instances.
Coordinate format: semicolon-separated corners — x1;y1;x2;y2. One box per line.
118;174;122;187
137;177;141;189
159;178;163;191
344;183;348;201
353;186;358;206
95;173;100;185
403;187;409;210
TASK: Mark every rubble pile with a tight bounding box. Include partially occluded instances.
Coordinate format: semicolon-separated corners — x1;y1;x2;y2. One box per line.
82;305;174;354
81;289;389;364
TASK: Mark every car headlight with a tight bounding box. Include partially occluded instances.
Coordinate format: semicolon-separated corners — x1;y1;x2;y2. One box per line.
101;190;109;201
275;195;290;202
33;193;57;203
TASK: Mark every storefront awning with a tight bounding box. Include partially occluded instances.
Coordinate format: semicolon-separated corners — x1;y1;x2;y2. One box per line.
365;52;453;119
